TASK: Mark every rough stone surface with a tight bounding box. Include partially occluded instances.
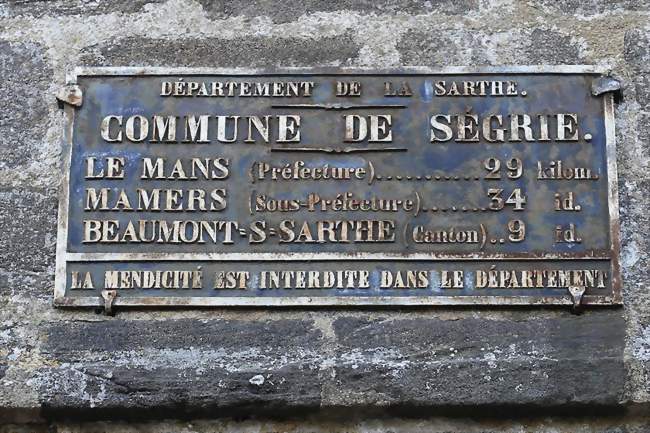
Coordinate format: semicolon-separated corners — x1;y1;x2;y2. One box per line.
0;188;58;300
196;0;480;23
536;0;650;16
0;1;165;18
331;313;625;407
398;29;499;65
39;319;324;417
3;417;650;433
0;41;53;170
0;0;649;431
624;28;650;71
79;34;361;67
31;313;625;419
398;28;586;66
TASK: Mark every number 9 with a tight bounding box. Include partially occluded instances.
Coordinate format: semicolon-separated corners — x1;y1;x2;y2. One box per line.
507;219;525;242
506;157;523;179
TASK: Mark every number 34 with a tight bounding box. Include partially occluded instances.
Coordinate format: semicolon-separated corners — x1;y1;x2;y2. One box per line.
487;188;527;211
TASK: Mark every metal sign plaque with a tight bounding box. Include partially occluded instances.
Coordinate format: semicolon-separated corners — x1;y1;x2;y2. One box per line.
54;66;621;309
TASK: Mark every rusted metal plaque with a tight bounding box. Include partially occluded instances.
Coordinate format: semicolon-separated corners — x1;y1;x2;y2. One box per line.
54;66;621;309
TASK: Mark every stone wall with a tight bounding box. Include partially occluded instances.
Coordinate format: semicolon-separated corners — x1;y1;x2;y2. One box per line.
1;0;649;431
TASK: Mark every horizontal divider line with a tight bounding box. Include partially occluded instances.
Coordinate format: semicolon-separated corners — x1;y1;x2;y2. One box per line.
271;103;406;110
53;295;618;308
65;253;612;262
270;146;407;153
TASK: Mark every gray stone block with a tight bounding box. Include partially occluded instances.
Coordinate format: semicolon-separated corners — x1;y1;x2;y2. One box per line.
630;73;650;109
0;1;164;18
624;29;650;72
41;365;322;418
0;269;54;300
44;318;323;354
39;318;324;417
398;29;494;66
0;0;479;20
523;29;584;65
619;179;650;285
0;188;58;277
0;41;53;171
79;35;361;68
196;0;479;23
536;0;650;16
398;28;584;66
331;311;625;407
35;312;626;417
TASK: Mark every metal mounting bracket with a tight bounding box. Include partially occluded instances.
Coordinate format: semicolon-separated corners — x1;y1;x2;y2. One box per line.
591;75;622;102
568;286;586;314
101;290;117;316
56;84;83;108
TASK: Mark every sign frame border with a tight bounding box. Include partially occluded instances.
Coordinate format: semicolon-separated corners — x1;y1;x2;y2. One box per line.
54;66;622;308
